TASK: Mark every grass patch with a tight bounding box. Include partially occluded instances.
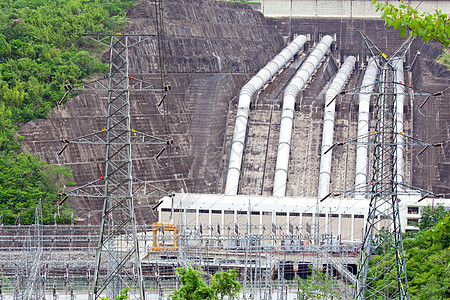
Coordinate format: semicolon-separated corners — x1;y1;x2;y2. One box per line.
437;49;450;69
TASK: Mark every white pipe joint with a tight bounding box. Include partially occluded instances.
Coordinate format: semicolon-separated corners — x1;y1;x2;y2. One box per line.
225;35;307;195
355;58;379;200
318;56;356;199
273;35;334;197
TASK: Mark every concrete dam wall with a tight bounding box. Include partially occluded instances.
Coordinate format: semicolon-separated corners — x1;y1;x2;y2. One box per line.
18;0;449;223
255;0;450;18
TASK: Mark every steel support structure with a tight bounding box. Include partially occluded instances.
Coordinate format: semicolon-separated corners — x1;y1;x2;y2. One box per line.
22;200;43;300
59;34;171;300
93;34;143;300
92;35;169;300
354;32;413;300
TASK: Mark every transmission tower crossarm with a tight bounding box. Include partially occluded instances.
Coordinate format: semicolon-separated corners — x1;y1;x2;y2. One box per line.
389;36;414;64
84;33;156;48
357;28;388;66
73;76;162;92
59;129;168;146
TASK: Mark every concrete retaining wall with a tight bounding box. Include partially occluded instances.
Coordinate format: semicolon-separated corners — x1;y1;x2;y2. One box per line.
255;0;450;18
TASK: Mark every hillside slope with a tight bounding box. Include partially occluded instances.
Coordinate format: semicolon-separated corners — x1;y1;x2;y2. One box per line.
17;0;285;223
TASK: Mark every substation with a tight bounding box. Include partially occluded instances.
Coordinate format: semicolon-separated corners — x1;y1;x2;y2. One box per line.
3;0;450;299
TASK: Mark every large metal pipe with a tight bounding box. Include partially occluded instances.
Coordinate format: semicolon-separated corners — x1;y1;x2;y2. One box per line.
224;35;307;195
318;56;356;199
273;35;334;197
394;59;405;185
354;58;379;200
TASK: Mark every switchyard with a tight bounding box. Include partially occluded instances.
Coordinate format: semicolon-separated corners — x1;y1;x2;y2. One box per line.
6;0;450;299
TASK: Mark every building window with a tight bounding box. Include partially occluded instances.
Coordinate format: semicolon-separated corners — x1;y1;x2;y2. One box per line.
262;211;271;216
407;218;419;226
199;209;209;214
251;211;260;215
161;208;171;212
303;213;312;217
342;214;351;218
186;209;196;213
290;212;300;217
212;210;222;214
237;211;247;215
355;215;364;219
330;214;339;218
224;210;234;215
276;212;287;216
407;207;419;214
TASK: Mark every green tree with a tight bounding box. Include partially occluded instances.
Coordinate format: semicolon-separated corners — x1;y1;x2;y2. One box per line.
210;269;241;300
170;267;242;300
373;0;449;48
171;267;216;300
0;151;75;224
437;49;450;69
296;267;342;300
0;103;20;153
369;208;450;299
0;0;132;123
418;205;449;231
404;214;450;299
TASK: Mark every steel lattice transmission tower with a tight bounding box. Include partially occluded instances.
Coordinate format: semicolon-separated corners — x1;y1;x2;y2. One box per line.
354;30;413;300
22;200;44;300
59;33;171;300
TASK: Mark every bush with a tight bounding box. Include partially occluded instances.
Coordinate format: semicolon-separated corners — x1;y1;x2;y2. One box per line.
170;267;241;300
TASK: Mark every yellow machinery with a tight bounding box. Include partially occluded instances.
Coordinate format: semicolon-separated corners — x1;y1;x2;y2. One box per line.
151;222;178;251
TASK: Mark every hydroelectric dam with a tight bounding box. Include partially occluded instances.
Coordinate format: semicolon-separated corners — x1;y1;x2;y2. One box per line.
6;0;450;298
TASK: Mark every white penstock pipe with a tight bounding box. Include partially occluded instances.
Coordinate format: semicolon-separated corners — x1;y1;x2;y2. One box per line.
224;35;307;195
354;58;379;200
318;56;356;199
394;58;405;186
273;35;334;197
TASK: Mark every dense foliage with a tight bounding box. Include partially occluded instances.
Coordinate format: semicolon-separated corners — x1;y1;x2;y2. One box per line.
0;0;135;123
296;267;342;300
0;0;135;224
170;267;241;300
0;151;75;224
417;205;448;231
369;206;450;299
373;0;449;48
210;269;241;300
404;209;450;299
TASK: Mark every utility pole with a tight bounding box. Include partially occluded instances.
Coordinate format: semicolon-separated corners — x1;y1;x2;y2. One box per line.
353;30;413;300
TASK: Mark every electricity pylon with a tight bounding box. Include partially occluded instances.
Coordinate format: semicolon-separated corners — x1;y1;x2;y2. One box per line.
22;199;43;300
58;33;172;299
353;30;413;299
